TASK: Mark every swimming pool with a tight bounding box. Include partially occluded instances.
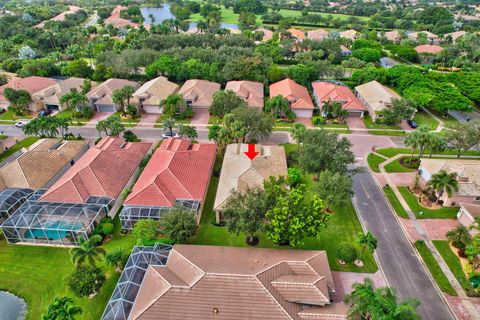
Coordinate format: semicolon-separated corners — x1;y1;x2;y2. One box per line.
24;221;82;240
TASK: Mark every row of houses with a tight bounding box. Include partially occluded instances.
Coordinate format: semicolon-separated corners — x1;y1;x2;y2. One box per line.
0;75;401;120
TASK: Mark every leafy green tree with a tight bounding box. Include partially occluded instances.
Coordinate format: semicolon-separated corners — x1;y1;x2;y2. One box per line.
162;93;186;117
105;248;130;271
446;225;471;251
69;235;105;268
264;178;329;246
265;95;290;120
380;99;416;126
61;60;93;78
298;130;355;178
222;187;268;245
357;231;378;261
352;48;382;63
287;64;317;87
291;122;307;150
465;235;480;269
177;125;197;139
427;134;447;158
60;90;88;111
162;117;176;137
102;115;125;137
336;242;357;263
132;219;159;245
42;297;82;320
345;278;420;320
446;120;480;158
427;170;459;204
322;100;348;120
210;90;247;117
316;170;353;209
159;206;197;243
68;266;106;298
112;86;135;113
3;87;31;115
405;126;432;160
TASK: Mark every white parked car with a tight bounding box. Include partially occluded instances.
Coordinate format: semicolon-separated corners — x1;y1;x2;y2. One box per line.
15;120;30;128
162;131;179;139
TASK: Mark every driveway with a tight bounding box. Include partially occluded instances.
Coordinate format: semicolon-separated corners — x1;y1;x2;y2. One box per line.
191;109;210;125
137;113;160;128
296;117;313;128
85;112;111;126
353;170;453;320
345;117;366;130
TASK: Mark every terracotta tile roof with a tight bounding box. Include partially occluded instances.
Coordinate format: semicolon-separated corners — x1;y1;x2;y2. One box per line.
129;244;345;320
312;81;366;111
307;29;329;41
270;78;314;110
461;203;480;218
0;76;58;102
225;80;264;108
32;77;97;106
214;144;288;211
133;76;179;106
40;137;151;203
0;139;88;191
86;78;139;105
105;5;139;28
35;5;83;28
254;28;273;41
383;30;401;42
124;139;216;207
415;44;444;54
339;29;358;40
287;28;306;40
178;79;221;108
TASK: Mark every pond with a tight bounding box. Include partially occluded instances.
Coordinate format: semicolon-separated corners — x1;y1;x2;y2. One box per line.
140;4;238;30
0;291;26;320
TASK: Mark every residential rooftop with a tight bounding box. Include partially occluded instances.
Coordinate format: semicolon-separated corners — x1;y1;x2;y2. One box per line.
225;80;264;108
269;78;314;110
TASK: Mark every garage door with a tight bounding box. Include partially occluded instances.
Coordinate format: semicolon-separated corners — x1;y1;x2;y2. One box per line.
97;104;116;113
144;105;162;114
46;104;59;111
348;110;363;118
294;109;313;118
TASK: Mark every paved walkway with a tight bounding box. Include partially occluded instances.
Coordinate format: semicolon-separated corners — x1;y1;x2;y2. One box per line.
137;113;159;128
400;218;459;242
331;271;386;303
445;294;480;320
190;109;209;125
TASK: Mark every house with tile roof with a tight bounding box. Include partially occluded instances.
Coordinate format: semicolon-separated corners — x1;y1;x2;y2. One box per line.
0;139;89;192
225;80;264;109
312;81;366;118
355;80;401;121
407;31;439;44
307;29;329;41
444;31;467;44
86;78;139;113
419;158;480;207
287;28;306;40
124;244;346;320
133;76;179;114
119;139;216;229
254;28;273;41
381;30;402;43
0;76;58;112
457;203;480;235
35;5;84;28
415;44;444;54
214;143;288;223
270;78;315;118
40;136;151;209
178;79;221;110
104;5;139;29
339;29;359;41
32;77;97;111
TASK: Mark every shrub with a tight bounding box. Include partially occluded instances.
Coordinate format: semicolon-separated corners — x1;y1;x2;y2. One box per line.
285;110;297;122
312;116;326;125
68;266;106;297
287;167;302;186
132;219;160;245
105;248;130;270
102;223;115;236
159;206;197;243
123;130;139;142
336;242;357;263
176;106;194;119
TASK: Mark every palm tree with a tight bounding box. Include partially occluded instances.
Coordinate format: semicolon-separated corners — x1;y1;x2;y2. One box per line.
43;297;82;320
291;122;306;151
427;135;447;158
404;131;420;162
69;235;105;268
178;124;197;139
162;93;186;117
265;95;290;120
344;278;377;319
357;231;378;261
427;170;459;204
446;225;471;250
162;117;176;137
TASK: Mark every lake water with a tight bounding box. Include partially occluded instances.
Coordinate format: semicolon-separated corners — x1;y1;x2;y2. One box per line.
0;291;26;320
140;4;238;30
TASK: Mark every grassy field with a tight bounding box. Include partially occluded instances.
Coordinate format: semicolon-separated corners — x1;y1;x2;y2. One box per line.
375;147;480;158
190;145;378;273
54;110;88;126
367;153;385;173
0;111;33;122
189;5;244;24
413;111;439;131
0;137;38;162
0;216;136;320
415;240;457;296
363;115;401;130
384;156;418;173
433;240;475;294
383;186;409;219
398;186;459;219
276;9;370;22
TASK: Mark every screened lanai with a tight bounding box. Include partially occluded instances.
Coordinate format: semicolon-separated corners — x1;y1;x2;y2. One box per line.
1;189;114;246
0;188;34;224
101;243;172;320
119;200;200;229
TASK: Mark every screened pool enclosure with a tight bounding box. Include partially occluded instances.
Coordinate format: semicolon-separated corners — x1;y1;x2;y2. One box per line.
119;199;200;229
1;189;113;246
101;243;172;320
0;188;34;224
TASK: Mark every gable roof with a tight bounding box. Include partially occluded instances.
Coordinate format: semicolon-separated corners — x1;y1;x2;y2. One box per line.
178;79;220;107
124;139;216;207
0;76;58;102
270;78;314;110
415;44;444;54
105;5;139;28
86;78;139;105
133;76;179;106
312;81;366;111
40;137;151;203
383;30;401;41
355;80;401;112
214;144;288;211
129;245;345;320
307;29;329;41
225;80;264;108
287;28;306;40
339;29;358;40
32;77;96;106
0;139;88;191
254;28;273;41
35;5;83;28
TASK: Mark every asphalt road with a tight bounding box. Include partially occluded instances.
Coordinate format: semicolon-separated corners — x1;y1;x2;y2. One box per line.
353;169;453;320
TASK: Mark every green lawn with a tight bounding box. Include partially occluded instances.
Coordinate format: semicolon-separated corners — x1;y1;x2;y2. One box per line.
0;137;39;162
189;5;244;24
383;186;409;219
415;240;457;296
375;147;480;158
0;216;136;320
413;111;439;131
154;114;191;128
315;122;349;129
363;115;401;130
384;156;418;173
431;110;459;127
276;8;370;22
54;110;88;126
367;153;385;173
433;240;475;294
0;110;33;122
368;130;406;136
208;116;221;125
113;112;140;128
190;146;378;273
398;186;459;219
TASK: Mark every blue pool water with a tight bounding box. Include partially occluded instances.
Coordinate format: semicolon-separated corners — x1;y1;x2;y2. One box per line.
0;291;26;320
24;221;82;240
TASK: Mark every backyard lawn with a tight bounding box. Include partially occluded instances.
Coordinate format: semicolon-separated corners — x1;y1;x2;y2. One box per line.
413;111;439;131
383;186;409;219
398;186;459;219
433;240;475;294
415;240;457;296
0;137;38;162
367;153;385;173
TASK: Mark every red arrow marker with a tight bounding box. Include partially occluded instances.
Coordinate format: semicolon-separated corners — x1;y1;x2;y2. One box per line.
244;144;259;160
